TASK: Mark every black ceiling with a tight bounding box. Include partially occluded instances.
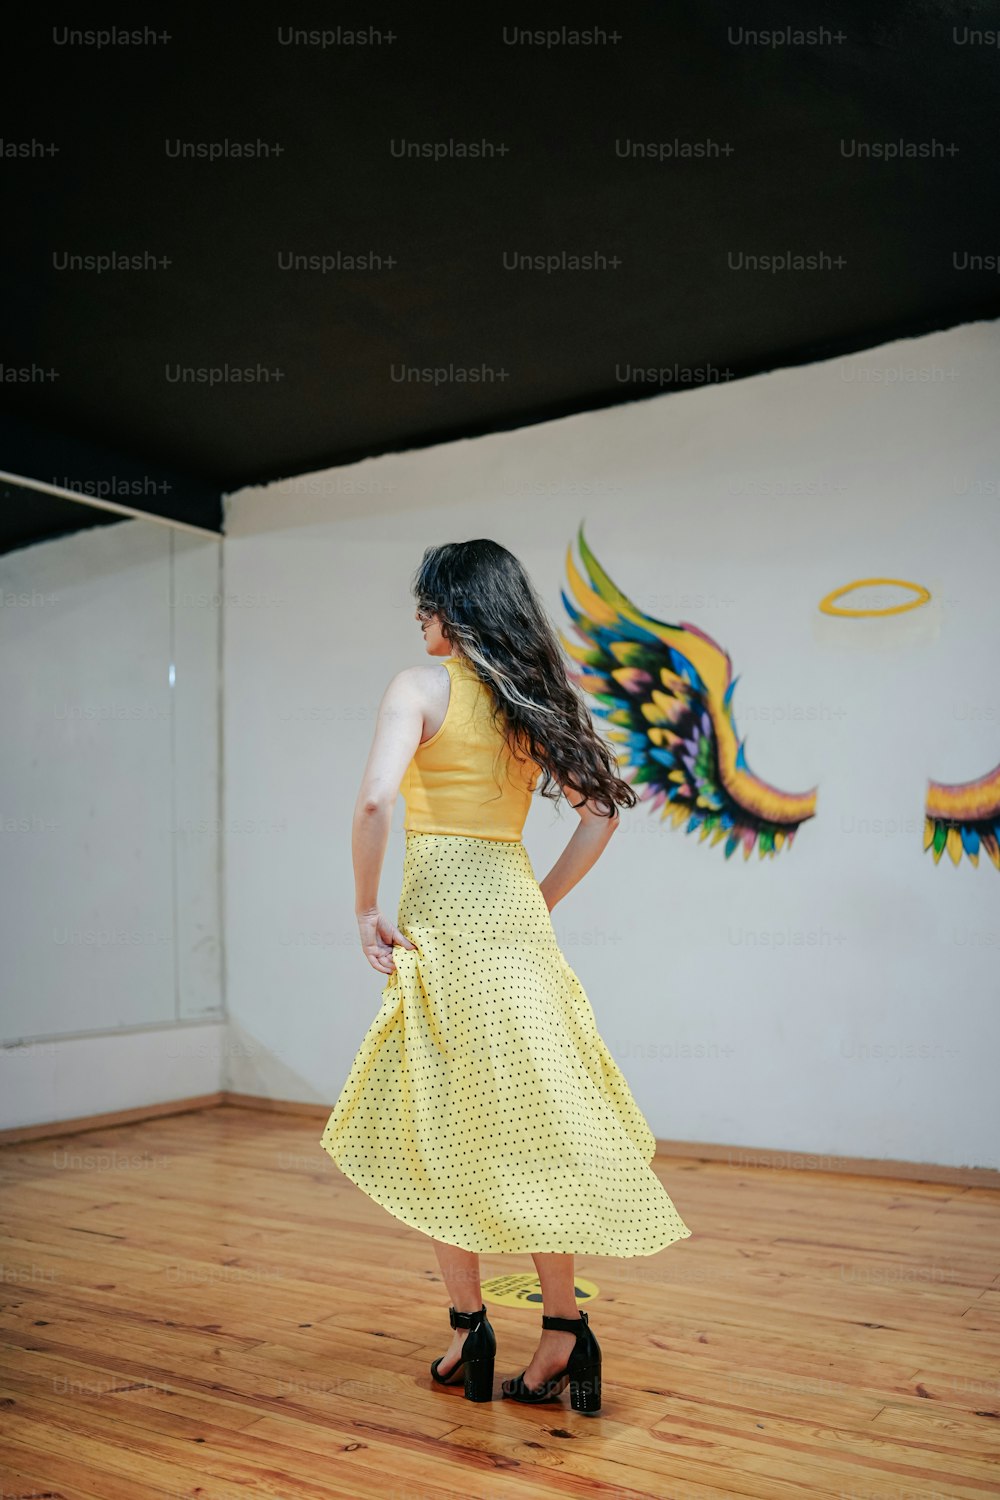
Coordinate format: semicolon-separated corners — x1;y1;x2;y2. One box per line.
3;1;1000;546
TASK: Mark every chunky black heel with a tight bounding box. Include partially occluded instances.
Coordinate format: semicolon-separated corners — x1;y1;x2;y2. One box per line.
430;1303;496;1402
501;1309;602;1415
568;1355;602;1414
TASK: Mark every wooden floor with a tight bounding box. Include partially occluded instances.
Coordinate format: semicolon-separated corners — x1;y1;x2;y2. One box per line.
0;1105;997;1500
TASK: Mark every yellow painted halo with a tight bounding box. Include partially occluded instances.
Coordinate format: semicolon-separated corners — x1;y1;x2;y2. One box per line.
818;577;931;618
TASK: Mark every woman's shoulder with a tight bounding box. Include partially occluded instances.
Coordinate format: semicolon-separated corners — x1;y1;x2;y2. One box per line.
374;661;447;712
386;659;452;687
383;660;453;713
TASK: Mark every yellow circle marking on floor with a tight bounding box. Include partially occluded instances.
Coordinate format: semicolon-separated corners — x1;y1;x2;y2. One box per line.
481;1273;600;1308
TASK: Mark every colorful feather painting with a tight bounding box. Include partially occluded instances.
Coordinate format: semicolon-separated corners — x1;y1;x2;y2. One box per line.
925;761;1000;870
559;524;818;860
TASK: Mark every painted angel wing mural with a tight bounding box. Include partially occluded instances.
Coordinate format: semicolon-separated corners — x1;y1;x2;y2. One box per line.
559;524;818;860
925;761;1000;870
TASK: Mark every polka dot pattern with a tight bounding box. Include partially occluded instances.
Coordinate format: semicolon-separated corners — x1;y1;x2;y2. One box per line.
320;831;692;1256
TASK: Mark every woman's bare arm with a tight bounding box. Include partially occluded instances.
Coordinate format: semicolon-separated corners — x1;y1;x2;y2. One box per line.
536;781;620;911
352;668;427;915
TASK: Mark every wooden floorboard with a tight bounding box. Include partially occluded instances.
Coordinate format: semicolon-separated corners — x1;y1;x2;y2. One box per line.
1;1103;997;1499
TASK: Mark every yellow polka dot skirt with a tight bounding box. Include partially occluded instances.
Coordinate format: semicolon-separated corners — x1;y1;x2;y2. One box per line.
320;832;692;1256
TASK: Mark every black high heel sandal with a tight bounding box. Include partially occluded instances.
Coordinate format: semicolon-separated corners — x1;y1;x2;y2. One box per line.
500;1309;602;1414
429;1303;496;1402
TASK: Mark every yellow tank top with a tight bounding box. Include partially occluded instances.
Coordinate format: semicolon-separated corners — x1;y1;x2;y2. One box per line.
400;655;541;840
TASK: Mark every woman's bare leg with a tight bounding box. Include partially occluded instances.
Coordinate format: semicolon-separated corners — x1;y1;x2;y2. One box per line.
431;1237;483;1377
517;1252;580;1389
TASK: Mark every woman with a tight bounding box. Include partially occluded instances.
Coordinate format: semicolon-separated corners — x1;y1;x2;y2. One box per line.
320;539;691;1412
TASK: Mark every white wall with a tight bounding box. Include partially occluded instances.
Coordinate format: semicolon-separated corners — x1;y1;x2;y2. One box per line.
0;521;225;1128
223;320;1000;1171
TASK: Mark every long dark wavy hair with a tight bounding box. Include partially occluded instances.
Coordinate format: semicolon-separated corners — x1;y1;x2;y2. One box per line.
411;539;637;820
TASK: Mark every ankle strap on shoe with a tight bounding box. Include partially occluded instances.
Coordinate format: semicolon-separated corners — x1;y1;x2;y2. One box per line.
449;1303;486;1329
542;1310;588;1334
